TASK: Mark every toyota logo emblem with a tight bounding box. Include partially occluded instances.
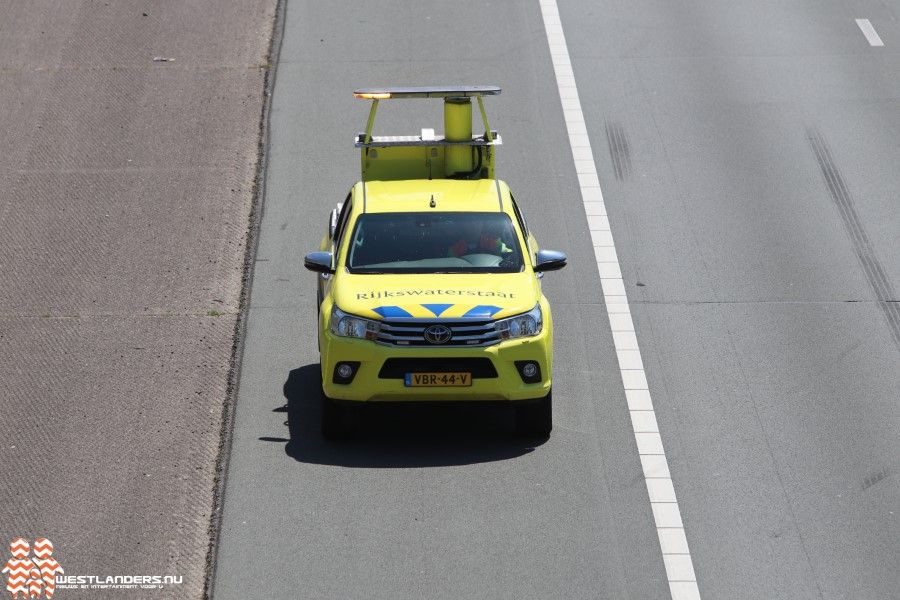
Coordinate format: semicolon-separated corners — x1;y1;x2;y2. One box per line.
423;324;452;345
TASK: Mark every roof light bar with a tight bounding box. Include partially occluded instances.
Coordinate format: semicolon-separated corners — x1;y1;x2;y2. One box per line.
353;85;501;99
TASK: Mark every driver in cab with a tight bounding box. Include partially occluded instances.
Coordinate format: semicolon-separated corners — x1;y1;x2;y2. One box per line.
447;221;513;258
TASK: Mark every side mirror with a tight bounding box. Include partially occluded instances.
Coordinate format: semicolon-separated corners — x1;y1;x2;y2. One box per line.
533;250;567;272
304;251;335;274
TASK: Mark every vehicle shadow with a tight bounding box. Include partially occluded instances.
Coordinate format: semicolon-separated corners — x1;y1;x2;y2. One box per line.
266;364;543;468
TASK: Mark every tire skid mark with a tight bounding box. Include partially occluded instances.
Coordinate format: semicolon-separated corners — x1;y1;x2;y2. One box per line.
862;467;889;491
806;126;900;350
605;120;632;181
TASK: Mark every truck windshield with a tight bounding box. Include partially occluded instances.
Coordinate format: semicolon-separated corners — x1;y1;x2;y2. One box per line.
346;212;524;274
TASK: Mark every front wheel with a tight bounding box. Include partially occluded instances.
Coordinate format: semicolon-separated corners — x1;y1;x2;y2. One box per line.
515;391;552;438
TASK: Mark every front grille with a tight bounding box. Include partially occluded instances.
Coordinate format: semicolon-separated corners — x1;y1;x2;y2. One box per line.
376;318;500;347
378;358;498;379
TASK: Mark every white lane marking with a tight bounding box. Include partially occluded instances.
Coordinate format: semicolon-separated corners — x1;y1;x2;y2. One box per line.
856;19;885;46
537;1;702;599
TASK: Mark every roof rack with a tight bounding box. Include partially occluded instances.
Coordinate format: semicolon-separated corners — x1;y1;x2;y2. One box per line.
353;85;502;181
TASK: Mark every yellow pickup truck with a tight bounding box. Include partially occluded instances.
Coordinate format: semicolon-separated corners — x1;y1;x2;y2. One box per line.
304;86;566;438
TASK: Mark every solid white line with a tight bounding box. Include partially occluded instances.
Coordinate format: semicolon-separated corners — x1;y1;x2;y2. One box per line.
856;19;885;47
537;1;702;599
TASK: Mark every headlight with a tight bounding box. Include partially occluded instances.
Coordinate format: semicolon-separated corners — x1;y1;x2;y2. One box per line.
495;304;542;340
330;306;380;340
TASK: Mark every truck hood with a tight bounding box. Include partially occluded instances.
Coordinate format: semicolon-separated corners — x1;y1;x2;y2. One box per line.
333;272;539;320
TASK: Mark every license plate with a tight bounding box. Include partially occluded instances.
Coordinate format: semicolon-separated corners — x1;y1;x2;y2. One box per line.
404;372;472;387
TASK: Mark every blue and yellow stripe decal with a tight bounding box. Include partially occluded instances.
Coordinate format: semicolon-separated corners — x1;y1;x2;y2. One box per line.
367;304;504;320
371;305;414;318
461;304;503;318
421;303;453;317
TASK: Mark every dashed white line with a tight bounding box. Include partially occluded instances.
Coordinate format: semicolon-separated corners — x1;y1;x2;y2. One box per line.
537;1;702;599
856;18;884;47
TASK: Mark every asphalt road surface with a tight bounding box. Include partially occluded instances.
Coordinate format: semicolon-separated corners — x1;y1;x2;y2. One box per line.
212;0;900;598
0;2;274;598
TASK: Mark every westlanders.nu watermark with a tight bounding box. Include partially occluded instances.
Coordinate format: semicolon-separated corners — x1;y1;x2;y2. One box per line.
56;575;183;590
4;537;182;597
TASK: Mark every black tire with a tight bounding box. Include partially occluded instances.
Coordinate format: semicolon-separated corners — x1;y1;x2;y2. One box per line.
515;391;552;438
321;392;344;440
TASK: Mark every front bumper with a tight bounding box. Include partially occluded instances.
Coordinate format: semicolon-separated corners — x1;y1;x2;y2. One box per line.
320;328;553;402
